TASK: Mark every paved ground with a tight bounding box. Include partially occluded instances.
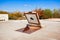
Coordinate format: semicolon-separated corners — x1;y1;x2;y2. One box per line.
0;19;60;40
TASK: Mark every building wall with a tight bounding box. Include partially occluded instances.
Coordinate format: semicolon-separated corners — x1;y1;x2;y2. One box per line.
0;14;8;21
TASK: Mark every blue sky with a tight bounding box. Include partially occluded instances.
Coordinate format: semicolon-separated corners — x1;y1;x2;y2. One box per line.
0;0;60;12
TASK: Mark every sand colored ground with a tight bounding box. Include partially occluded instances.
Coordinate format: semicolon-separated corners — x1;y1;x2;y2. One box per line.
0;19;60;40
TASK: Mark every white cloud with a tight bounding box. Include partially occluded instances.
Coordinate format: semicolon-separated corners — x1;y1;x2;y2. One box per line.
24;4;28;6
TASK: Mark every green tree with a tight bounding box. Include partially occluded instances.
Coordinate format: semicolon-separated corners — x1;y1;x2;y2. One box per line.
43;9;53;19
9;12;23;20
8;13;15;20
13;12;23;17
53;9;60;18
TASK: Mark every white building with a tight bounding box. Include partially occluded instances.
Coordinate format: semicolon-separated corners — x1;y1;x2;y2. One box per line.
0;14;8;21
